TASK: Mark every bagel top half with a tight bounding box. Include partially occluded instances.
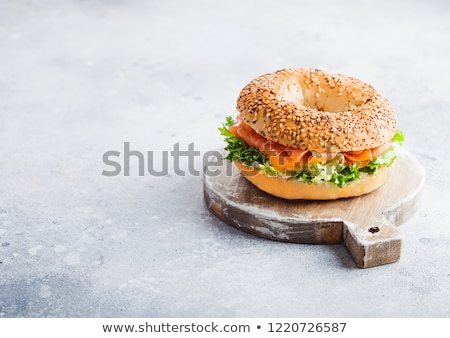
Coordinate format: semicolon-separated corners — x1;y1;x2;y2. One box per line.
236;68;397;153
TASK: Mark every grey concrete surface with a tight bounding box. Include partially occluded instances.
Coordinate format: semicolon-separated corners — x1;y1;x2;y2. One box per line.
0;0;449;317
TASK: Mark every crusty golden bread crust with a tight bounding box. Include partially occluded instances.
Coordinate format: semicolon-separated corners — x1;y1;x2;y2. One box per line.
234;160;390;200
236;68;397;153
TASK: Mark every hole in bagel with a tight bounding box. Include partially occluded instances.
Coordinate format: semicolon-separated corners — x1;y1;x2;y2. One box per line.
282;87;359;114
280;78;368;115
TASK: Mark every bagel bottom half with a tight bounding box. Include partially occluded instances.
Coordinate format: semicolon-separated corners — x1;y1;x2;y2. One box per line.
234;161;391;200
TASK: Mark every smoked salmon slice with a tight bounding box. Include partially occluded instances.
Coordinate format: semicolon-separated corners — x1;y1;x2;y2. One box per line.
229;122;391;171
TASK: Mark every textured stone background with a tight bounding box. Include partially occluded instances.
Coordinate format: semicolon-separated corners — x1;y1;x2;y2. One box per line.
0;0;449;317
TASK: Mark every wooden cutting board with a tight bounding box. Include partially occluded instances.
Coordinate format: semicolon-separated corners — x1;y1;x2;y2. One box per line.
203;149;425;268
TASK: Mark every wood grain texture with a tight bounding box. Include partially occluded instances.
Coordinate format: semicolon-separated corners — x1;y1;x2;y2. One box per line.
203;149;425;268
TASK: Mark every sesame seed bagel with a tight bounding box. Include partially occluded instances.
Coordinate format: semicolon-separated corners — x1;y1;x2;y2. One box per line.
236;68;397;153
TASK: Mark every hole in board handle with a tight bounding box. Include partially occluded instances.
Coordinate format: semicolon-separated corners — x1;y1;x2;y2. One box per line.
368;226;380;234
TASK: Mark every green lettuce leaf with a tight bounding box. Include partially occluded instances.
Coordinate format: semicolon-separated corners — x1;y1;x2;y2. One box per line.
218;117;267;166
392;129;405;146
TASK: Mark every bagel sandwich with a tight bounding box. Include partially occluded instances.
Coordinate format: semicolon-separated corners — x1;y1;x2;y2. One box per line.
219;68;404;200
